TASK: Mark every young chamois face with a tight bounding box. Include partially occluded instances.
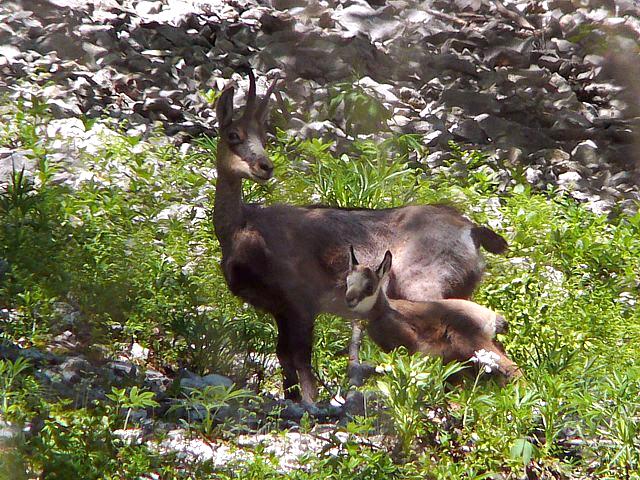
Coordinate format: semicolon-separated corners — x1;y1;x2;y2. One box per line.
215;70;279;183
345;246;392;314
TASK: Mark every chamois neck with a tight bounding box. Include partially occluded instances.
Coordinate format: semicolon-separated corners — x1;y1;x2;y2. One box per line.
213;145;244;247
367;287;391;319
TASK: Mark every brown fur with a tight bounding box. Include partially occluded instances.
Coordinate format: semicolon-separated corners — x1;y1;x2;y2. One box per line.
347;251;521;381
214;70;510;402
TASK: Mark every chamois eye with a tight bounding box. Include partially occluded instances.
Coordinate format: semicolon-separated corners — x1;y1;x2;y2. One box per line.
228;131;241;143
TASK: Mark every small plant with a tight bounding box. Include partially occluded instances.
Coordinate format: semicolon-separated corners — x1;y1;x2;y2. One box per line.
328;81;391;135
295;140;417;209
0;357;31;416
106;386;159;430
169;384;257;437
201;88;222;106
373;349;466;456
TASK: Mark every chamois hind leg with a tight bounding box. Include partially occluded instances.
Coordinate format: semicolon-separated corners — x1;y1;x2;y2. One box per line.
274;314;301;401
289;312;318;404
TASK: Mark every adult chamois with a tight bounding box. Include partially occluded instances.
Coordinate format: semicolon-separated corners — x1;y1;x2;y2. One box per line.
345;247;521;381
213;69;508;404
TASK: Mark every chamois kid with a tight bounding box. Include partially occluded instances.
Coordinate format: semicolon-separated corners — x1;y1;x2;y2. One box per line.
214;69;509;403
345;247;521;380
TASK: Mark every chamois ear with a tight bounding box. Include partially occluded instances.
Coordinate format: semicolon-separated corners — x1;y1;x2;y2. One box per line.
348;245;359;270
255;75;280;125
377;250;392;278
216;86;235;129
242;68;257;121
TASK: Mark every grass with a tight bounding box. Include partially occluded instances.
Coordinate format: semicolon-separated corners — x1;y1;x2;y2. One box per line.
0;92;639;479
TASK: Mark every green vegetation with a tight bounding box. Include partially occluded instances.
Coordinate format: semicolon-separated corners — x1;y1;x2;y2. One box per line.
1;93;639;479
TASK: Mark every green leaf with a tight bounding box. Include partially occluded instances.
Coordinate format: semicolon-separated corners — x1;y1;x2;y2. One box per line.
510;437;537;464
376;380;391;398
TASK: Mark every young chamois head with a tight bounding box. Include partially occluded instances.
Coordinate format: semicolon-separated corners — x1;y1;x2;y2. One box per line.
215;69;279;182
345;246;392;313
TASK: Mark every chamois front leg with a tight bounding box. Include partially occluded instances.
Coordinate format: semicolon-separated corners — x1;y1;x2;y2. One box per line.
274;314;301;402
276;308;318;404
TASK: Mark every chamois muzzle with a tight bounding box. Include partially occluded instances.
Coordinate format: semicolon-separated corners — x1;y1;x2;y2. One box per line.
250;155;274;181
346;297;359;309
345;289;362;309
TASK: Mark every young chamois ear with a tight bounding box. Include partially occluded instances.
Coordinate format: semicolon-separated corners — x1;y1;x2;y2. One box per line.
376;250;392;279
348;244;359;271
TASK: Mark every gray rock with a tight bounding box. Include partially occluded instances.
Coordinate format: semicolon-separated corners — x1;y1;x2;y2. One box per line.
342;390;365;417
571;140;599;168
525;167;543;184
558;171;583;188
279;400;306;421
451;119;489;144
21;347;59;365
48;98;82;118
299;120;335;139
0;420;20;443
144;368;170;393
485;48;531;68
50;331;79;351
534;149;571;166
0;340;20;362
129;342;149;361
202;373;234;389
108;360;137;378
440;90;500;115
0;45;22;64
60;356;92;385
0;149;38;185
478;116;552;150
135;97;183;121
180;371;233;390
538;54;562;72
128;408;148;424
52;302;82;329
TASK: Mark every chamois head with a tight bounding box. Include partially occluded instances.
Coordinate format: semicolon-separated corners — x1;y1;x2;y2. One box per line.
345;246;392;313
215;69;279;182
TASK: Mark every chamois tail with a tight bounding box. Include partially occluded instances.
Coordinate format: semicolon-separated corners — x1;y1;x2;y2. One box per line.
471;226;508;254
495;313;509;334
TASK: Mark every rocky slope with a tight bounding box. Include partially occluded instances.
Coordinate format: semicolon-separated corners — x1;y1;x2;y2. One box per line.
1;0;639;214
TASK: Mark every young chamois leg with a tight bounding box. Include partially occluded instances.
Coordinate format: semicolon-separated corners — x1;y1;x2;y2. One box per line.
347;320;365;386
454;337;522;385
488;341;522;381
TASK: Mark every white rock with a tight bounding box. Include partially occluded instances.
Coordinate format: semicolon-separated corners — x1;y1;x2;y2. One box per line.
136;1;163;16
558;171;582;187
357;76;399;104
130;342;150;361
